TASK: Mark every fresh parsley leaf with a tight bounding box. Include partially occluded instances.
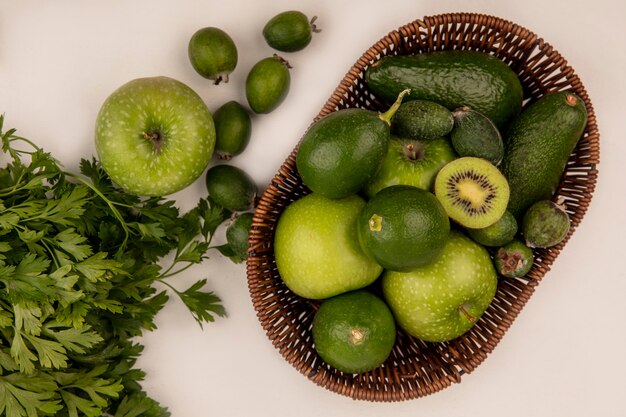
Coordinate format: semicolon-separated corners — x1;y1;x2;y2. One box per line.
177;279;226;328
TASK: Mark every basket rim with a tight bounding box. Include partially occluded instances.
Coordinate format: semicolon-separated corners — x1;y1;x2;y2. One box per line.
246;11;600;402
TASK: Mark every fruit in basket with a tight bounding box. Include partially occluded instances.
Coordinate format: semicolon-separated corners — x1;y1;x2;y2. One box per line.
501;91;587;218
357;185;450;271
382;231;497;342
95;76;214;196
494;239;534;278
246;55;291;114
188;27;238;84
434;157;510;229
312;290;396;374
274;193;382;299
467;210;517;247
391;100;454;140
296;90;410;199
263;10;320;52
213;100;252;160
450;107;504;165
226;212;254;261
364;135;456;197
205;164;257;212
365;50;523;128
522;200;570;248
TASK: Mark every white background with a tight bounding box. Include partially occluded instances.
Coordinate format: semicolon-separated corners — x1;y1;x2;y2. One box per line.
1;1;625;416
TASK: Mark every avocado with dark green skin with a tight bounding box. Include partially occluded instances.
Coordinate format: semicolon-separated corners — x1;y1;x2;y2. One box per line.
296;90;410;199
501;91;587;218
365;50;523;128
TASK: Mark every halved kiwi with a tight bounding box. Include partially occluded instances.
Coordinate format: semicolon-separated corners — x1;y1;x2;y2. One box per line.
434;157;510;228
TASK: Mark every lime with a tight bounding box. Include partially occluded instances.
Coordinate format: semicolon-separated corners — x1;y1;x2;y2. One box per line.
357;185;450;271
312;290;396;374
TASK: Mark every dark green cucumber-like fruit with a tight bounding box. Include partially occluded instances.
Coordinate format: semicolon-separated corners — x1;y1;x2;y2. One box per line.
501;91;587;218
213;101;251;159
263;10;320;52
451;107;504;165
522;199;570;248
296;90;410;199
391;100;454;140
205;164;257;212
495;240;534;278
188;27;238;84
365;50;523;128
246;55;291;114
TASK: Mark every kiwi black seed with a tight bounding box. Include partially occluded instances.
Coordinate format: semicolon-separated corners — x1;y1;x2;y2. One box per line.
434;157;510;229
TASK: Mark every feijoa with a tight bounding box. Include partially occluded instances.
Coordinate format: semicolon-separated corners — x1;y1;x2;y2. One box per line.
494;240;534;278
357;185;450;272
213;101;251;160
226;212;254;260
263;10;320;52
296;89;410;199
522;200;570;248
451;107;504;165
391;100;454;140
312;290;396;374
467;210;517;247
246;55;291;114
188;27;238;84
205;164;257;212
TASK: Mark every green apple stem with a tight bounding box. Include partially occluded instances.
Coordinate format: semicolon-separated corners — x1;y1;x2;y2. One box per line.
459;304;475;323
143;131;164;152
378;88;411;126
404;142;424;161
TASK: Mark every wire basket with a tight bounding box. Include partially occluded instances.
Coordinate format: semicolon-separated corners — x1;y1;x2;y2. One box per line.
246;12;600;401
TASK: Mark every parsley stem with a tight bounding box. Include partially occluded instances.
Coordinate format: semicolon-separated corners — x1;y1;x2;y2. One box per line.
158;262;195;280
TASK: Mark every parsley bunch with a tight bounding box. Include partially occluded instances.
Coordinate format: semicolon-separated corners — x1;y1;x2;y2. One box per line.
0;116;231;417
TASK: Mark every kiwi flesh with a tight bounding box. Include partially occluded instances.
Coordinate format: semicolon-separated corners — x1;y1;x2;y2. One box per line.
434;157;510;229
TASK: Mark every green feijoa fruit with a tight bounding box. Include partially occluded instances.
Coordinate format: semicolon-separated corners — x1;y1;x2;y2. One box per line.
494;240;534;278
226;212;254;260
312;290;396;374
382;231;497;342
501;91;587;218
467;210;517;247
522;200;570;248
213;101;251;160
205;164;257;212
434;157;510;229
297;90;410;199
188;27;238;84
391;100;454;140
365;50;523;128
451;107;504;165
364;135;456;198
246;55;291;114
274;193;383;300
263;10;320;52
358;185;450;272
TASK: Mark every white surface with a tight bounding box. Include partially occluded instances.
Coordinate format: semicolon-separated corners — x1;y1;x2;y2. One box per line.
1;1;625;416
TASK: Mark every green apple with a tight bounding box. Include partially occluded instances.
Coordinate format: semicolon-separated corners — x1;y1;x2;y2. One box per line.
364;135;456;198
274;193;383;300
382;231;497;342
95;76;215;196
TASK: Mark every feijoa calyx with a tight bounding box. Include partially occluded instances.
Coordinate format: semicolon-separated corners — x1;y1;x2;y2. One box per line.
213;101;251;159
205;164;257;212
522;199;570;248
495;240;534;278
246;55;291;114
263;10;320;52
296;89;410;199
188;27;238;84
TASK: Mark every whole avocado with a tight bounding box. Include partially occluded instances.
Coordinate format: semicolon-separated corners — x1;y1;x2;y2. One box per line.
365;50;523;128
501;91;587;218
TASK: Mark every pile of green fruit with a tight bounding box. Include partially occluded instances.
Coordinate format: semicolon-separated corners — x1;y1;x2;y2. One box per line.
273;49;588;374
